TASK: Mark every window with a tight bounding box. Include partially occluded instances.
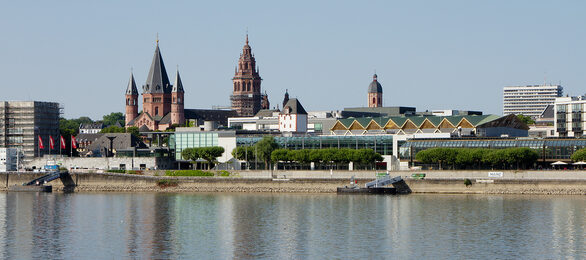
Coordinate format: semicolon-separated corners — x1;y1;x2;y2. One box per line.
155;107;159;116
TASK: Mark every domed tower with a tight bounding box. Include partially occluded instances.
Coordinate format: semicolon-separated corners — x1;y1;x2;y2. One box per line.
125;72;139;126
171;70;185;126
368;74;383;107
231;34;263;116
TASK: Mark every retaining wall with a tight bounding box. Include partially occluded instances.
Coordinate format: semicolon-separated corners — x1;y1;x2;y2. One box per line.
0;171;584;195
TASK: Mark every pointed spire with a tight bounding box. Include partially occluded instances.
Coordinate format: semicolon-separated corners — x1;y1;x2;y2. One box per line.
126;71;138;95
172;69;184;93
144;40;171;94
246;33;249;45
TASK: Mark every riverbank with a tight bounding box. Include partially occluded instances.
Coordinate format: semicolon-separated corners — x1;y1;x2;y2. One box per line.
1;171;585;195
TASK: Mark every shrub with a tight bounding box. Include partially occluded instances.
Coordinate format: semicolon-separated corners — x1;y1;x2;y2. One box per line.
165;170;215;177
107;169;126;173
218;170;231;177
464;178;472;186
156;179;178;188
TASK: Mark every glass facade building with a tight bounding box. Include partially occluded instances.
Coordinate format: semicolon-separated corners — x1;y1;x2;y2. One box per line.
170;132;219;160
235;135;394;156
399;138;586;162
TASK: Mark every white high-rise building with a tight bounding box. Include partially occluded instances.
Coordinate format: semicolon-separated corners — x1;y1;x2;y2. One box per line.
503;85;563;118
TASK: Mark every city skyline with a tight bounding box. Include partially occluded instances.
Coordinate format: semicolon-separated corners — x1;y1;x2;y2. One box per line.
1;1;586;120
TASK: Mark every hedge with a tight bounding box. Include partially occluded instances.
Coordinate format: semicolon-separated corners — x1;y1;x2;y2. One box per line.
415;147;538;169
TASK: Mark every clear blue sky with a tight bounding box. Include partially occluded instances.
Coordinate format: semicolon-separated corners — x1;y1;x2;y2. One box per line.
1;0;585;120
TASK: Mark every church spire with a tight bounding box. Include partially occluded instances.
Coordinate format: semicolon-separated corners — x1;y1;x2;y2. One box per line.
126;71;138;95
172;69;184;93
143;40;171;94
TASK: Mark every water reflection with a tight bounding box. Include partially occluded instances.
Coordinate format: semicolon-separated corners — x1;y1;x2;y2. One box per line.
0;193;583;259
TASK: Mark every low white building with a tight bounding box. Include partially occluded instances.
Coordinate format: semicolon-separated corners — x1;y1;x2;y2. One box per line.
279;98;308;133
554;95;586;137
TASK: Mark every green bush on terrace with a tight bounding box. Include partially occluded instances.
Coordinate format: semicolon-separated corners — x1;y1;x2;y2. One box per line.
165;170;215;177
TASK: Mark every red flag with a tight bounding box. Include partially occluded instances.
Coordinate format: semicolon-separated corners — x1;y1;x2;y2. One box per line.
38;135;45;149
60;135;66;149
49;136;55;150
71;135;78;149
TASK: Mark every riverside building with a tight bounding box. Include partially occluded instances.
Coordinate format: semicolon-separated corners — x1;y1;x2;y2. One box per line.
554;95;586;137
0;101;60;161
503;84;563;118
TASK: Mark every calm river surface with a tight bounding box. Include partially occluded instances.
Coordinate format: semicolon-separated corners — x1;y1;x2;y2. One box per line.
0;192;583;259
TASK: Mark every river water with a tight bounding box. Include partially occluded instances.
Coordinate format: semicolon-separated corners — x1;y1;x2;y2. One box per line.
0;192;583;259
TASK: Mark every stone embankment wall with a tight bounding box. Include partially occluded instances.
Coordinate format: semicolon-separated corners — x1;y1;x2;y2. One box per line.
0;170;584;195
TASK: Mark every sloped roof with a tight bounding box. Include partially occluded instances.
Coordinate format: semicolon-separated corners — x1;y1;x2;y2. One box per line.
86;133;147;154
125;72;138;95
281;98;307;115
172;70;184;93
255;109;279;118
330;114;527;132
143;44;171;94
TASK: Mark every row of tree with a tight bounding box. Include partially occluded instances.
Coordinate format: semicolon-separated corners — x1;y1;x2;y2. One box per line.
230;136;384;169
181;147;225;169
571;148;586;162
415;147;539;169
270;148;383;165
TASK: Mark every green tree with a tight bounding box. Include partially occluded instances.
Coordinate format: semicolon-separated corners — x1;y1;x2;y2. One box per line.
254;136;279;169
516;114;535;125
232;146;255;161
182;148;200;161
182;147;225;170
125;126;140;138
271;149;290;163
102;112;125;127
571;148;586;162
199;146;225;170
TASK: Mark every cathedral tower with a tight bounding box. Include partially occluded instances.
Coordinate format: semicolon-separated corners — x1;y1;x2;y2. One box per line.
171;70;185;126
125;72;139;126
231;34;262;116
142;40;172;118
368;74;383;107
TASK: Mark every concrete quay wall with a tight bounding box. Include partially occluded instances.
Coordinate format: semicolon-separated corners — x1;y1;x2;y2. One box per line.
241;170;586;180
0;171;584;195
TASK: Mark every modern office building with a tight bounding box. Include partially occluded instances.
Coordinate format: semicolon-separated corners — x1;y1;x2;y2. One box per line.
554;95;585;137
503;84;563;118
0;101;60;161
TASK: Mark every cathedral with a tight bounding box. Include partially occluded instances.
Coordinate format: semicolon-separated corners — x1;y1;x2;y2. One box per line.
125;40;185;131
230;35;268;116
125;36;268;131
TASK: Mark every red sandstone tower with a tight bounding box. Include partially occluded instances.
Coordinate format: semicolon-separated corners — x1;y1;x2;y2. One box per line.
142;40;172;118
125;72;139;126
368;74;383;107
171;70;185;126
231;34;262;116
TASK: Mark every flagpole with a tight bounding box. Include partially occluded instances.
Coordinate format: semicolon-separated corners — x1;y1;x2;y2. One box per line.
70;135;73;157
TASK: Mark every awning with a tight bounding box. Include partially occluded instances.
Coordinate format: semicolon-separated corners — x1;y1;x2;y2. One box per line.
551;161;568;165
